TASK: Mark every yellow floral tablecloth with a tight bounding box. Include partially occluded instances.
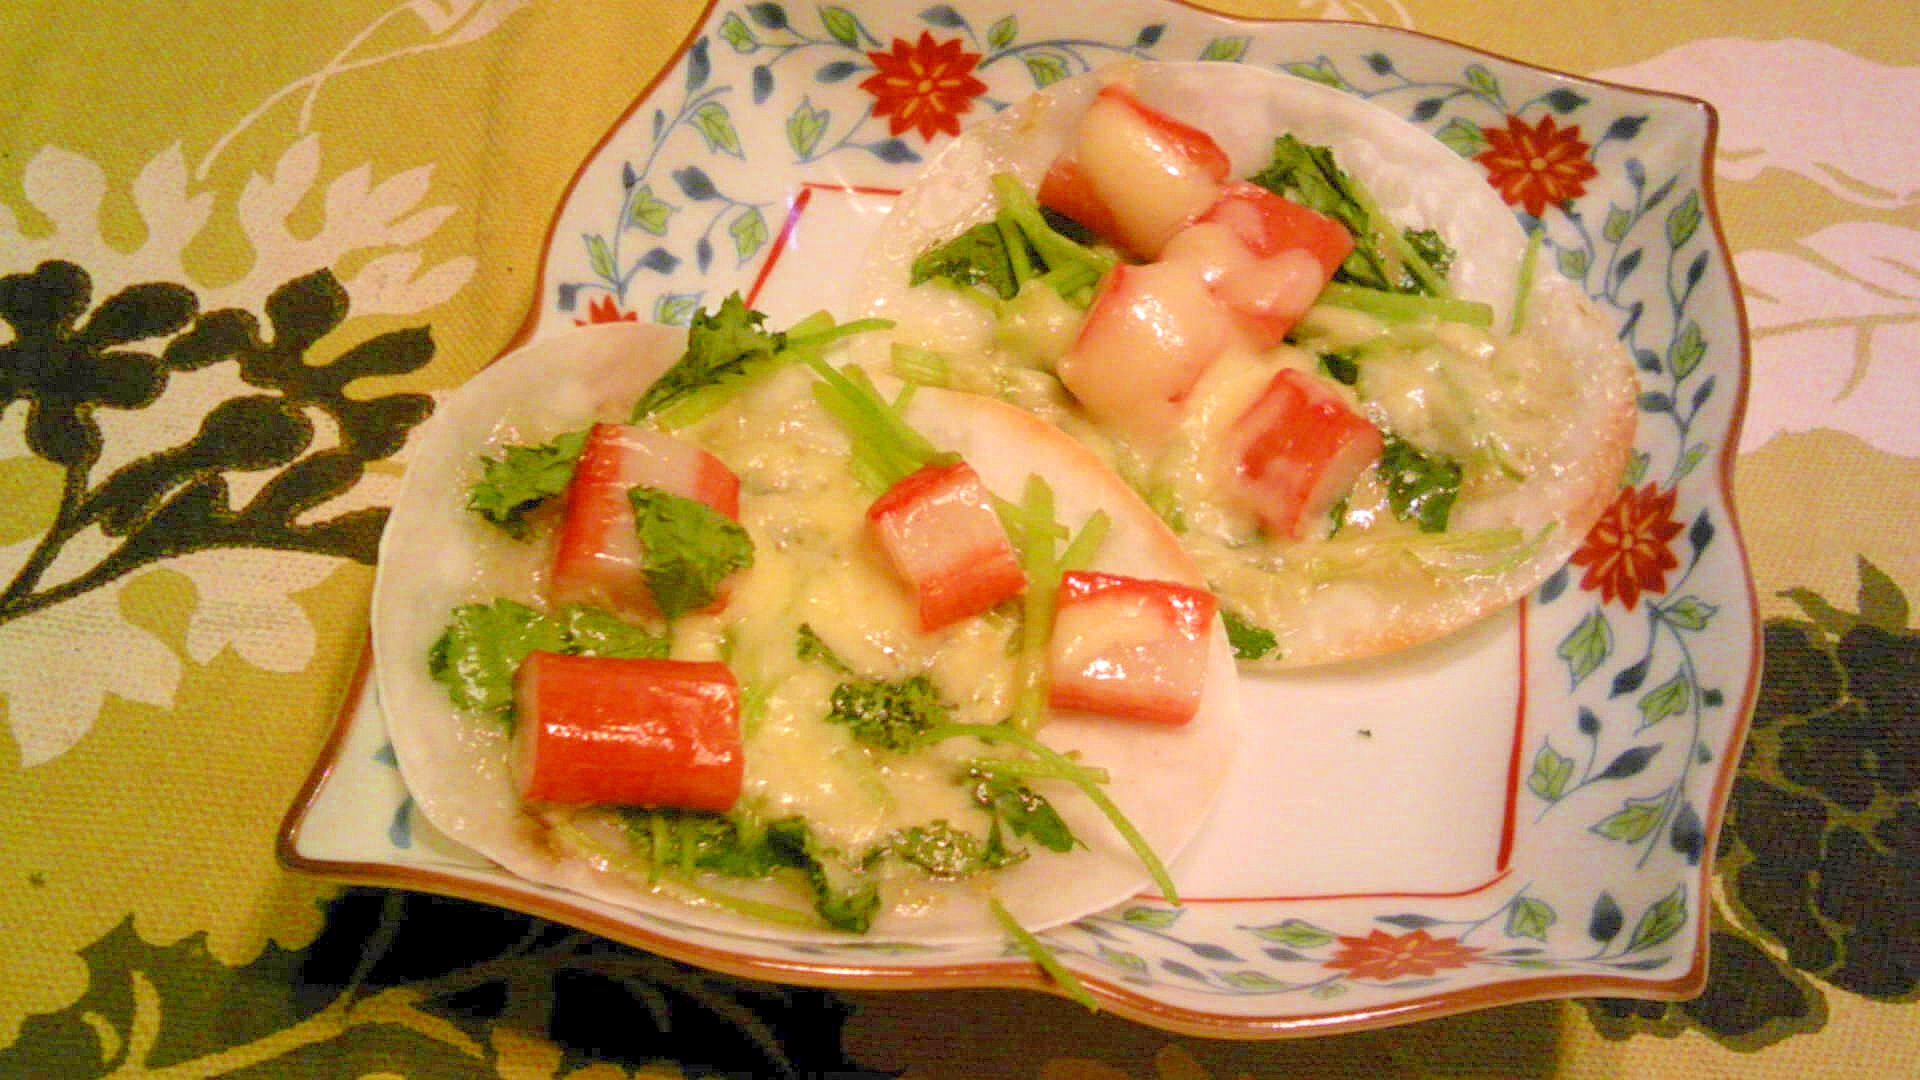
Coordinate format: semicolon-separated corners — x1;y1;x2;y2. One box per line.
2;0;1915;1076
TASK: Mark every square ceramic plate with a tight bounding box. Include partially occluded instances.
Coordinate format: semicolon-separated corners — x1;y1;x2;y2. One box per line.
281;0;1759;1038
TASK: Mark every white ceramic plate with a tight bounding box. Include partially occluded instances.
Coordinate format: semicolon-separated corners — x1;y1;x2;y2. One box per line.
282;0;1759;1037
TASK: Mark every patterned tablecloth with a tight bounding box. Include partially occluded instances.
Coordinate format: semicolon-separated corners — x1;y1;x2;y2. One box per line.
2;0;1914;1076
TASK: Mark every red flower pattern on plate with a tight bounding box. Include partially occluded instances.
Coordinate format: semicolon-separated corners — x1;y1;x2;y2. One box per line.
859;31;988;141
1569;482;1685;611
576;294;639;325
1323;929;1484;981
1475;113;1600;217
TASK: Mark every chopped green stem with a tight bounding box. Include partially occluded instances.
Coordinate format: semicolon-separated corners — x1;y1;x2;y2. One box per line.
890;344;950;387
990;897;1099;1010
1057;511;1110;574
786;316;894;353
801;353;949;492
1300;523;1553;582
666;878;824;929
966;754;1112;786
1009;478;1062;731
923;721;1178;903
1317;283;1493;327
1511;229;1542;333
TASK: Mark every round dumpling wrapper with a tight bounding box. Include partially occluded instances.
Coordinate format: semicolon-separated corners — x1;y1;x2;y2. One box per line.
857;61;1638;670
373;320;1239;945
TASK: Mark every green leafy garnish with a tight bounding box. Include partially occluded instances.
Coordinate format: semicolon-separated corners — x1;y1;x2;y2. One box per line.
1315;282;1493;328
1378;434;1463;533
1319;351;1361;386
889;820;1024;878
631;294;889;425
627;486;754;619
794;622;852;673
910;173;1116;309
827;674;952;753
622;808;782;879
614;810;878;931
969;765;1076;853
764;818;881;933
798;623;956;752
631;293;781;421
1220;607;1279;661
466;430;588;538
912;221;1022;299
427;599;667;715
1251;135;1455;299
558;605;676;659
1511;227;1542;333
925;720;1177;903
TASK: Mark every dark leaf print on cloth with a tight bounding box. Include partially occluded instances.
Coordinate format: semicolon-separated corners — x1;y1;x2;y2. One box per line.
0;893;876;1079
0;260;434;626
1585;558;1920;1046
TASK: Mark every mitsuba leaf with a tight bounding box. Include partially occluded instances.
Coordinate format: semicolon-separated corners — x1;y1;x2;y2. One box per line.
558;605;673;659
1250;135;1454;297
764;817;880;933
631;293;786;420
825;673;950;753
910;173;1115;309
970;766;1076;852
911;220;1020;299
889;819;1024;878
428;600;668;715
428;599;574;713
1221;607;1278;660
466;429;588;538
1378;433;1462;532
622;807;782;877
627;486;754;619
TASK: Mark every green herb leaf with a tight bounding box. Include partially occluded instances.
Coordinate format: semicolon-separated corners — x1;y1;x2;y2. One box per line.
802;355;950;492
909;173;1115;310
1221;607;1278;661
631;293;785;420
1319;351;1361;385
427;600;670;717
765;817;880;933
627;486;754;619
971;766;1076;852
795;622;854;674
990;898;1098;1010
1251;135;1453;298
910;220;1021;299
826;673;951;753
1378;434;1462;533
622;808;781;877
427;599;571;713
889;820;1024;878
558;605;671;659
466;429;588;538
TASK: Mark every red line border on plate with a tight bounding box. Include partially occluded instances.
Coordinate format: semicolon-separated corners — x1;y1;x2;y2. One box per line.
747;181;905;308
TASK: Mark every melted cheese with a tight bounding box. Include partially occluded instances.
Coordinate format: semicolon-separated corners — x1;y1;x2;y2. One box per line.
672;367;1025;859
